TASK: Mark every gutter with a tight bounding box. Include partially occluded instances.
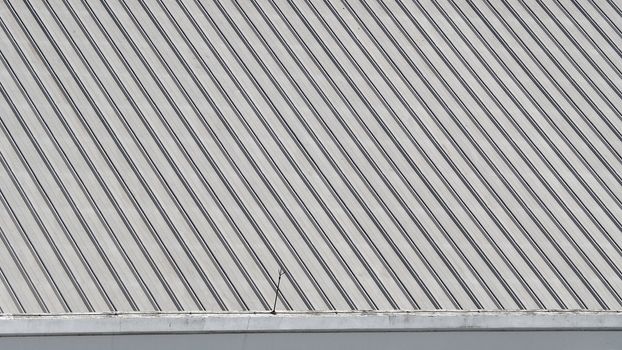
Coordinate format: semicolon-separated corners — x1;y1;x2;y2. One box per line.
0;311;620;336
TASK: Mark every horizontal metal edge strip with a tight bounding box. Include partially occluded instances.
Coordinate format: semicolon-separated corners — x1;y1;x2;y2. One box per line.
0;311;621;336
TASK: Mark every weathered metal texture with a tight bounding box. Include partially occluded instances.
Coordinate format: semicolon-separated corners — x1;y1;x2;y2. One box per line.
3;311;622;335
2;312;622;350
0;0;621;313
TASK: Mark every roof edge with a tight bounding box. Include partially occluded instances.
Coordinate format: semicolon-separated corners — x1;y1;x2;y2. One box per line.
0;311;620;336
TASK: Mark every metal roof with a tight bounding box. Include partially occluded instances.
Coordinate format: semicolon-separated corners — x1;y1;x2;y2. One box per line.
0;0;621;313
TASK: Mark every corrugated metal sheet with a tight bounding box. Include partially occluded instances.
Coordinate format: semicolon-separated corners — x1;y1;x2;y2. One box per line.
0;0;621;313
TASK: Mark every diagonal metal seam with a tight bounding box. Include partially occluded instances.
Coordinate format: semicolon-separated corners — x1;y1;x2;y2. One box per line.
133;0;318;310
442;0;619;308
458;0;617;308
39;0;235;311
0;15;163;312
0;0;621;312
1;0;184;311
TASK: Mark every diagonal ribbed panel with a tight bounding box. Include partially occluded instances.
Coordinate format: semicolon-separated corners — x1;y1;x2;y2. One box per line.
0;0;621;313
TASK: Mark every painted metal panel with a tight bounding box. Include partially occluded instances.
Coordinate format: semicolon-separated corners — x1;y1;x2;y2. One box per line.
0;0;621;312
0;312;621;350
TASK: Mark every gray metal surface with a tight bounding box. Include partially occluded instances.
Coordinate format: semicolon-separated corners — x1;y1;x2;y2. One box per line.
3;311;622;335
0;0;621;313
1;312;622;350
4;331;622;350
